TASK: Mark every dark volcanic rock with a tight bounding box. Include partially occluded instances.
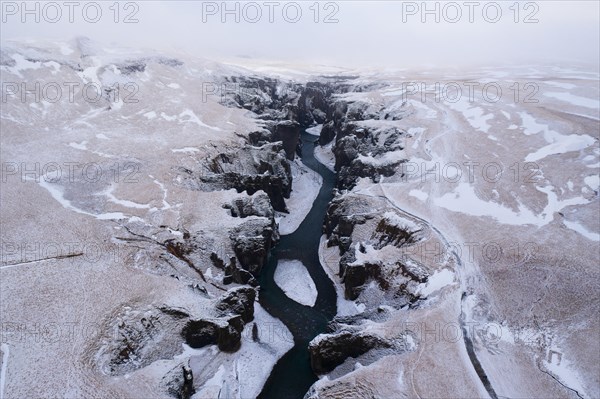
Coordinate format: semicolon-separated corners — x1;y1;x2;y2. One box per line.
180;142;291;212
231;218;278;276
308;331;394;374
319;121;337;146
163;362;195;399
182;288;256;352
224;192;274;219
181;317;243;352
215;286;256;323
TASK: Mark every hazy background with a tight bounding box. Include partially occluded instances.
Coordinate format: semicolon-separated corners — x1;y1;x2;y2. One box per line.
2;0;599;68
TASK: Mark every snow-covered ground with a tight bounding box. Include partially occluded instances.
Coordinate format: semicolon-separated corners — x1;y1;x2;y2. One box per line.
273;260;318;307
190;303;293;398
1;38;598;399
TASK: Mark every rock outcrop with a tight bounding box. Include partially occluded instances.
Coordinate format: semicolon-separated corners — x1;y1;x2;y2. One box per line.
177;142;291;212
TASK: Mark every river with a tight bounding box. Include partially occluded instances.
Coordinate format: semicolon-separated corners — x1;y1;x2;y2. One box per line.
257;130;338;399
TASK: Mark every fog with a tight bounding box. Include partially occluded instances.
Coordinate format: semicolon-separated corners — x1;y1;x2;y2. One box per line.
1;1;599;68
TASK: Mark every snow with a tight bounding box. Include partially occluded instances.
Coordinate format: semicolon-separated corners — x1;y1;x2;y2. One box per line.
584;175;599;191
190;303;294;399
416;269;455;297
319;236;365;316
545;81;576;90
518;112;551;136
409;189;429;201
306;125;323;136
381;211;421;233
544;92;599;109
434;183;589;227
447;98;493;133
6;53;42;77
273;260;318;307
143;111;157;119
30;178;126;220
179;109;221;131
525;133;595;162
357;150;404;167
171;147;200;154
564;220;600;242
545;351;589;398
0;343;8;399
277;159;322;235
517;112;596;162
314;141;336;172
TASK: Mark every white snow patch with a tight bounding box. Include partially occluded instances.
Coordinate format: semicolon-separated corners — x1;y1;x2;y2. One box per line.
306;125;323;136
545;81;576;90
68;141;87;150
545;92;599;109
143;111;157;119
30;178;126;220
417;269;455;297
434;183;589;226
314;141;336;172
274;260;318;307
171;147;200;154
584;175;599;191
0;343;8;399
545;351;589;398
409;189;429;201
525;134;595;162
179;109;221;131
564;220;600;242
448;98;493;133
277;160;322;235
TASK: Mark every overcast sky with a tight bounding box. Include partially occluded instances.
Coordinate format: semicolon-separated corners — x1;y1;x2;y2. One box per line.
2;1;599;68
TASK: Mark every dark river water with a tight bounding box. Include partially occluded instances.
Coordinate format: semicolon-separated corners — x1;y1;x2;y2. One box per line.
257;130;338;399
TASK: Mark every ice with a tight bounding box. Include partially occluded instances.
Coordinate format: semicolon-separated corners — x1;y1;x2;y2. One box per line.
143;111;157;119
274;260;318;307
314;141;336;172
191;303;293;399
277;159;322;235
305;125;323;136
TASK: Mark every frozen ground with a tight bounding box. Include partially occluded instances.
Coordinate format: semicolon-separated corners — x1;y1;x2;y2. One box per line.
314;65;599;398
273;260;318;307
1;38;598;399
